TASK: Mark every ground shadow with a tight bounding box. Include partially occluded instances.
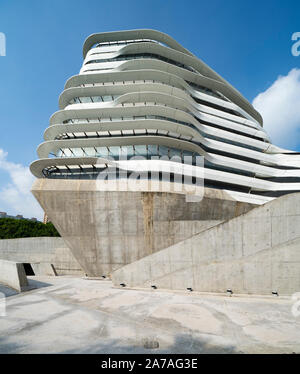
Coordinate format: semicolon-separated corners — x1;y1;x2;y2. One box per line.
61;333;239;354
27;278;52;290
0;284;18;297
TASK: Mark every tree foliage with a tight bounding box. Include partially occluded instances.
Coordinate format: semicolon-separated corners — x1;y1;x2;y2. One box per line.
0;218;60;239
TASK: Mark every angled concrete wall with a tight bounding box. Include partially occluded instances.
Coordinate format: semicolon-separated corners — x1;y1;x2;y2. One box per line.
0;260;28;292
31;263;57;276
0;237;83;275
32;179;255;277
112;192;300;295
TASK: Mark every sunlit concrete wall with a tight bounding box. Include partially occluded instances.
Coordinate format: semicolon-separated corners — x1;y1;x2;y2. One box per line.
112;192;300;295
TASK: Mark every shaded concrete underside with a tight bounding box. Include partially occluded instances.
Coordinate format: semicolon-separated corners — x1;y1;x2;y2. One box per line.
0;276;300;354
32;179;254;277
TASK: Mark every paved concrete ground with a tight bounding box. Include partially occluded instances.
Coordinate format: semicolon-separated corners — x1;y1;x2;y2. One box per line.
0;276;300;354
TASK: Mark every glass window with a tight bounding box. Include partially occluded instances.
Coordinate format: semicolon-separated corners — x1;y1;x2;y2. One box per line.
102;95;112;101
72;148;84;157
96;147;109;158
92;96;103;102
80;97;92;103
134;145;147;157
108;146;120;158
84;147;96;156
158;146;169;157
148;145;158;156
169;148;182;159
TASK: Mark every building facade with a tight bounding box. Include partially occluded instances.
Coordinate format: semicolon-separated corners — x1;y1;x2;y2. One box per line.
30;30;300;284
31;29;300;202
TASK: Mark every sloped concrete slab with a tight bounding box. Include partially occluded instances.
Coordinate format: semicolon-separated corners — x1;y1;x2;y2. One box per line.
112;192;300;295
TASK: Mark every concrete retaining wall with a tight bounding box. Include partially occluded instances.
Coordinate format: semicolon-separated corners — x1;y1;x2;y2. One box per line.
0;237;83;275
112;192;300;295
31;263;57;276
0;259;28;292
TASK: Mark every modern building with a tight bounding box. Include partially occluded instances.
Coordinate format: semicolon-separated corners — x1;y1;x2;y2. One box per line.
30;30;300;293
43;213;50;224
0;212;37;222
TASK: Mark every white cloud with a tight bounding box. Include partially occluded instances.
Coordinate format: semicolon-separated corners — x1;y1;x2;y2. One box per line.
0;149;43;220
252;68;300;150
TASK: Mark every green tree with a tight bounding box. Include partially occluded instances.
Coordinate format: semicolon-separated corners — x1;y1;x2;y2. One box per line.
0;218;60;239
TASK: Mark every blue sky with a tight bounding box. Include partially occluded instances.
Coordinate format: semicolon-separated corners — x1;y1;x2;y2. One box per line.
0;0;299;218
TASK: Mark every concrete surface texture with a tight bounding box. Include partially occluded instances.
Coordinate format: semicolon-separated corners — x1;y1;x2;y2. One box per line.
32;179;254;277
113;192;300;295
0;276;300;354
0;237;83;276
0;259;29;292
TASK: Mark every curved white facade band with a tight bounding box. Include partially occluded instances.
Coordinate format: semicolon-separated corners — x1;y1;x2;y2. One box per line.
30;29;300;202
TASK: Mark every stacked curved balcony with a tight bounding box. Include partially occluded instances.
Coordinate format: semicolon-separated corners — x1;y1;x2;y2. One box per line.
30;29;300;204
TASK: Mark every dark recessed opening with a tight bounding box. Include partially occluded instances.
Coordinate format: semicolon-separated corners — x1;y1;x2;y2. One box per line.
23;263;35;276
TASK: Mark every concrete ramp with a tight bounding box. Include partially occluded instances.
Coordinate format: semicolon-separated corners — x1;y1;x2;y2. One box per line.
112;192;300;295
0;259;29;292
